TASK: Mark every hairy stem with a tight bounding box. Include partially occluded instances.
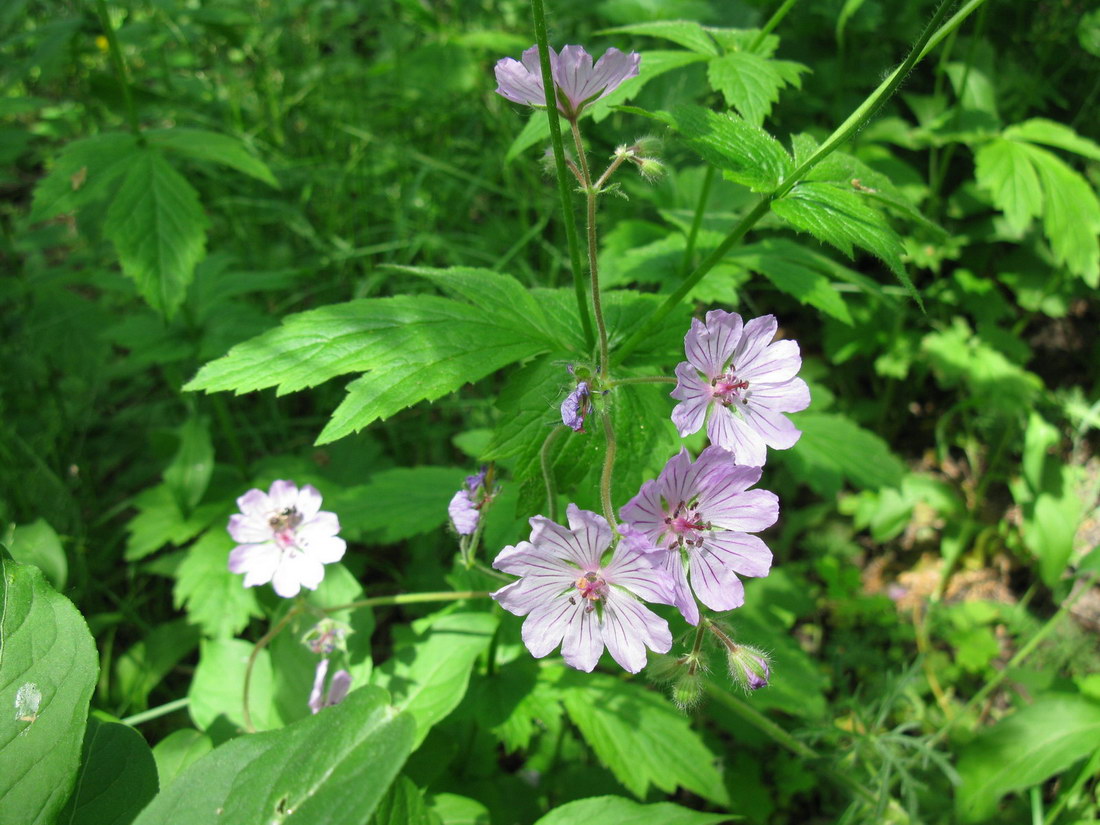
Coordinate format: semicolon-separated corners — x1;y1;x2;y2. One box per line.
599;408;618;530
530;0;594;350
243;603;305;733
570;119;611;376
540;425;568;521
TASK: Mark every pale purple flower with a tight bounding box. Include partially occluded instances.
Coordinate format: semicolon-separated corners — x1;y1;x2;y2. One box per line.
308;658;352;714
561;380;591;432
495;45;641;119
449;468;487;536
491;504;675;673
227;480;346;598
671;311;810;467
620;447;778;625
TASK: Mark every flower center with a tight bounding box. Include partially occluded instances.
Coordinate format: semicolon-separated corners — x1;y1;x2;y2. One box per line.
664;501;709;549
574;571;608;604
269;507;303;548
711;367;750;407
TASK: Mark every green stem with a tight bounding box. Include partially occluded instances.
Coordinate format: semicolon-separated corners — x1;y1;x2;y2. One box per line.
1047;746;1100;825
612;0;987;368
243;603;305;733
749;0;803;52
705;683;878;805
608;375;677;386
679;164;715;277
94;0;142;140
599;409;618;530
531;0;594;351
322;590;492;614
570;119;610;377
540;425;568;521
121;697;190;727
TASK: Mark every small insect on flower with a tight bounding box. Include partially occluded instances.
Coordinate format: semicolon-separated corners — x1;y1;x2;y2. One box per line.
227;480;346;599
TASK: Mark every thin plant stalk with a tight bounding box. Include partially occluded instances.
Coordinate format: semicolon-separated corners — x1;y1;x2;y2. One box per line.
599;409;618;529
94;0;142;140
568;119;611;377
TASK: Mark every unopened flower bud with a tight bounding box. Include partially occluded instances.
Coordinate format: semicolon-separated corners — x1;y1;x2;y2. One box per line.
636;157;665;181
672;670;704;710
727;644;771;691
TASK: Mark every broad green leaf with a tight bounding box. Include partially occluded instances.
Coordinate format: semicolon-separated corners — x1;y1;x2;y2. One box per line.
1024;144;1100;286
727;239;855;324
114;620;200;712
974;138;1043;232
29;132;137;222
0;558;98;825
956;694;1100;822
771;181;918;303
427;793;490;825
469;661;563;753
1004;118;1100;161
173;529;262;639
146;128;279;187
134;686;416;825
556;670;729;805
103;148;210;319
124;484;224;561
372;611;498;749
640;104;792;192
8;518;67;590
163;414;215;514
332;467;466;543
533;796;731;825
707;51;807;126
787;412;907;496
57;713;158;825
188;637;278;733
152;729;213;791
600;20;721;54
1023;466;1084;588
368;775;437;825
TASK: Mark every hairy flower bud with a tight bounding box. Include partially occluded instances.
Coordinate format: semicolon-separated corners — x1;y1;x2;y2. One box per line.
671;671;704;710
727;644;771;691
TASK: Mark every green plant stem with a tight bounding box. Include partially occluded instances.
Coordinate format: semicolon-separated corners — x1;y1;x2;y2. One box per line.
540;425;568;521
612;0;988;368
531;0;594;351
705;683;878;805
749;0;803;52
1047;746;1100;825
679;164;714;277
323;590;492;614
569;119;611;377
608;375;677;386
929;573;1099;747
243;602;305;733
599;409;618;529
94;0;142;140
121;697;190;727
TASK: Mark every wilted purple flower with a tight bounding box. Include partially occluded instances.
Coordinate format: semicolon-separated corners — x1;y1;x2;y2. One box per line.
308;658;352;714
495;45;641;119
671;311;810;467
620;447;777;624
227;480;346;598
491;504;675;673
449;468;488;535
561;380;592;432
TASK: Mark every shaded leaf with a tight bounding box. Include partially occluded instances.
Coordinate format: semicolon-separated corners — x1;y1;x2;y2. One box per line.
368;775;438;825
147;128;279;187
974;138;1043;232
173;529;262;639
163;414;215;514
787;412;907;496
151;729;213;791
29;132;137;222
8;518;67;591
332;467;466;543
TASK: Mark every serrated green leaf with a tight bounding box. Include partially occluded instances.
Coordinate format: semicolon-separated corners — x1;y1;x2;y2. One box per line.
103;149;210;319
151;729;213;791
173;529;262;639
163;414;215;514
124;484;224;561
556;671;729;805
787;412;907;496
707;51;807;126
331;467;466;543
134;686;416;825
146;128;279;187
368;775;437;825
57;713;158;825
727;239;854;324
1004;118;1100;161
371;612;498;749
0;559;98;825
974;138;1043;233
1024;143;1100;286
29;132;137;223
771;180;919;304
956;694;1100;822
8;518;67;591
534;796;732;825
600;20;721;54
643;104;792;192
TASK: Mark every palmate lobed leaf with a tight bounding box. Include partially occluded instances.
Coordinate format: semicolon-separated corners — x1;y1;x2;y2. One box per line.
707;50;808;126
146;128;279;188
172;529;262;639
29;132;137;223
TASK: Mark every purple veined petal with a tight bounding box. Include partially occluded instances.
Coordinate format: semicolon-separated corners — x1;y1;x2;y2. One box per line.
299;533;348;564
522;596;580;658
603;539;678;605
229;542;280;583
227;513;271;544
560;381;591;432
665;550;699;625
619;479;669;540
494;46;548;107
267;480;299;512
309;658;330;714
555;46;640;111
707;404;768;467
742;403;803;450
654;447;700;510
691;310;743;376
703;488;779;533
738;338;802;384
670;362;711;437
235;488;271;517
749;376;812;416
552;45;595;112
493;575;573;617
585;47;641;99
295;484;324;520
326;670;352;706
527;514;599;569
687;549;746;612
600;588;671;674
564;504;612;567
732;315;778;372
699;531;773;579
448;489;479;535
493;537;583;579
560;600;604;672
